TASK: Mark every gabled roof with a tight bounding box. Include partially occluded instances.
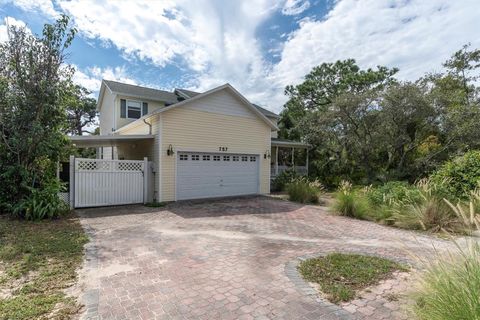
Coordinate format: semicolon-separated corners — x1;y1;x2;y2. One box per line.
103;80;180;105
174;88;279;119
98;79;280;119
252;104;280;119
117;83;279;133
174;88;201;99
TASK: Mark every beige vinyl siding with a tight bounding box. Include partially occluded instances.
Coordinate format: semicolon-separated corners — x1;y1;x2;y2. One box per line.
99;89;116;159
268;117;278;138
160;103;271;202
99;89;115;135
115;95;165;130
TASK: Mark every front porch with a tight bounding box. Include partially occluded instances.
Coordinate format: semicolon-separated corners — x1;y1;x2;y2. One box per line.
271;138;309;178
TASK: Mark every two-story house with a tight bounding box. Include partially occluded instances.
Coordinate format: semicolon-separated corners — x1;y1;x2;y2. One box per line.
71;80;308;203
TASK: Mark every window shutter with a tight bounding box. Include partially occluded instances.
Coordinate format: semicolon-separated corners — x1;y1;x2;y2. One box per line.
120;99;126;118
142;102;148;116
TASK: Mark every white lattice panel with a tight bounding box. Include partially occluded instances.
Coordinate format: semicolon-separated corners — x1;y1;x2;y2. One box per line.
117;161;143;171
75;159;144;172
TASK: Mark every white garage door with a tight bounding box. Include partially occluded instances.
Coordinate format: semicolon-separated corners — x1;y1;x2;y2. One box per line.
176;152;259;200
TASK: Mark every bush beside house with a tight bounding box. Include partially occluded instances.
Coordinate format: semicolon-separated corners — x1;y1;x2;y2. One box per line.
0;16;76;220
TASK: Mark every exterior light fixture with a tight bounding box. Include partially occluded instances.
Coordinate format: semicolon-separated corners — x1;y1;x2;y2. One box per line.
167;144;175;156
264;150;271;159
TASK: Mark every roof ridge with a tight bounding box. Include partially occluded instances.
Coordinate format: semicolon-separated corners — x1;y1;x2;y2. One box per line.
104;79;172;94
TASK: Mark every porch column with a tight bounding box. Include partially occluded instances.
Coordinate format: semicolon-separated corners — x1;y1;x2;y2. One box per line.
69;155;75;209
306;148;309;176
275;146;279;175
291;147;295;169
143;157;148;204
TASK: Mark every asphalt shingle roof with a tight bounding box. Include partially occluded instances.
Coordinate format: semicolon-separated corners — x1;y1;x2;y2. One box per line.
104;80;180;105
103;80;279;118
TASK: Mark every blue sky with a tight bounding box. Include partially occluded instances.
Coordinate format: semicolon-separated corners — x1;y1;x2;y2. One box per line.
1;0;479;113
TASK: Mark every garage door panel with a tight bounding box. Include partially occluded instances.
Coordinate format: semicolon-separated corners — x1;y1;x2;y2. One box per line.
177;152;259;200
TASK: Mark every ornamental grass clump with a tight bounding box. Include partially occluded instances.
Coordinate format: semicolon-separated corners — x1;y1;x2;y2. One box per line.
411;194;480;320
332;181;369;219
286;177;324;204
392;179;458;232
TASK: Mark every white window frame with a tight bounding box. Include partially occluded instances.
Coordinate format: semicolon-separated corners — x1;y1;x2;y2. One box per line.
126;100;142;119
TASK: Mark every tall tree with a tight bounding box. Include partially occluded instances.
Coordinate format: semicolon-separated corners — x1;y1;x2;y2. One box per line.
65;84;98;135
0;15;76;216
279;59;398;184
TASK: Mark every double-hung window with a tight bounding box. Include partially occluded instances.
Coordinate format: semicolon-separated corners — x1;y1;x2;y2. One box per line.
127;100;142;119
120;99;148;119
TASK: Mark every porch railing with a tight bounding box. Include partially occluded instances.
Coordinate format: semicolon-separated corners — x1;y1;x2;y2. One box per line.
271;165;307;177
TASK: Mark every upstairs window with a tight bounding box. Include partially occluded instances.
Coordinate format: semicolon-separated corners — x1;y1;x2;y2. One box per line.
121;99;148;119
127;100;142;119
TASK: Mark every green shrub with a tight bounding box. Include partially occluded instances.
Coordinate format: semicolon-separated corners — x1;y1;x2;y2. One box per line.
332;181;369;219
411;241;480;320
271;169;299;192
430;150;480;200
366;181;423;207
11;179;69;221
392;179;457;232
286;178;323;204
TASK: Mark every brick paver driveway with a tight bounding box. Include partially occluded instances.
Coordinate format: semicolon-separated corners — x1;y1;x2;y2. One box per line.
75;196;450;320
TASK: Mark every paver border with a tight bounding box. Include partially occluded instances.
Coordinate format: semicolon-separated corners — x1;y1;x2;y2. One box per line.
285;250;414;320
78;223;101;320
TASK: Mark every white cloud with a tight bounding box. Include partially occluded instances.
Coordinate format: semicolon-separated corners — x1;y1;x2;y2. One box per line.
3;0;59;18
72;65;137;96
0;17;29;43
268;0;480;111
6;0;480;114
282;0;310;16
58;0;279;105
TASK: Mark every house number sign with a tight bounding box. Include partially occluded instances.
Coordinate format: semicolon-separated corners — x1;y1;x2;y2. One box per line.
218;146;228;151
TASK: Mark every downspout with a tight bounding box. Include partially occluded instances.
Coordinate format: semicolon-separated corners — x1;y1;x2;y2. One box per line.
143;118;152;134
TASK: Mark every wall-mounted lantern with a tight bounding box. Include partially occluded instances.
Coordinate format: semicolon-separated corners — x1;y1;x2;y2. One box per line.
264;150;271;159
167;144;175;156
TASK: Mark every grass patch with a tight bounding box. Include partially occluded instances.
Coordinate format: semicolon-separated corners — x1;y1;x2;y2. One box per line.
144;201;167;208
0;215;88;319
298;253;407;304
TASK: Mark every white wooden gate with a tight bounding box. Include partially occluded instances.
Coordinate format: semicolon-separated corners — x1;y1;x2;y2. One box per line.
73;158;147;208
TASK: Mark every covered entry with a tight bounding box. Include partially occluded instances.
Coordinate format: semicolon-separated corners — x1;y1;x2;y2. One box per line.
68;134;155;208
176;152;259;200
